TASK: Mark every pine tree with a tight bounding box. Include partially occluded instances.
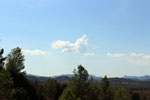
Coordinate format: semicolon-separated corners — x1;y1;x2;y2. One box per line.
99;76;113;100
43;78;58;100
88;79;100;100
71;65;89;100
5;47;25;75
5;47;39;100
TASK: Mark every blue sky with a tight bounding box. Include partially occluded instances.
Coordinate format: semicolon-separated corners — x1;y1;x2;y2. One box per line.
0;0;150;77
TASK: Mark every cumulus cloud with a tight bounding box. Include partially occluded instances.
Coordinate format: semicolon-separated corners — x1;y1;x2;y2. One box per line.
83;53;95;56
22;49;47;55
51;35;88;53
107;53;125;57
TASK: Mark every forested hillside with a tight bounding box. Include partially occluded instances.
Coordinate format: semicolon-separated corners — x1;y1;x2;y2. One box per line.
0;47;150;100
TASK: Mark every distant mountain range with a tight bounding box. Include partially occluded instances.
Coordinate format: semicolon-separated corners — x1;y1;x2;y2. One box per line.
27;74;150;81
26;74;150;84
26;74;102;83
123;75;150;81
25;74;150;90
51;74;102;80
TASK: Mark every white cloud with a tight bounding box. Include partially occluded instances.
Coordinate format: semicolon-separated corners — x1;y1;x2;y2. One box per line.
129;53;150;60
22;49;47;55
83;53;95;56
128;53;144;57
107;52;150;60
127;58;150;66
51;35;88;53
107;53;125;57
127;53;150;66
143;55;150;60
106;52;150;66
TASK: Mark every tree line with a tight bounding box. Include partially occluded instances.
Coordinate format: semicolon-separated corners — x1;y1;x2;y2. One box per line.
0;47;144;100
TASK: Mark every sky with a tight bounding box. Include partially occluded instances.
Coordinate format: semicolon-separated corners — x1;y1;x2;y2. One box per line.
0;0;150;77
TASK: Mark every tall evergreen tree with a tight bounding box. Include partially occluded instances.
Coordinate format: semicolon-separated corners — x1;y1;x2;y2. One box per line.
71;65;89;100
5;47;25;75
5;47;39;100
99;76;113;100
88;79;100;100
43;78;58;100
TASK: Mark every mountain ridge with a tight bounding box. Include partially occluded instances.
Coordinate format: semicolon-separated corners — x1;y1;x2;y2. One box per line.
26;74;150;84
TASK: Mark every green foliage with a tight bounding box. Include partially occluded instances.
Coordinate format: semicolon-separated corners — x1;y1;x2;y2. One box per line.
56;82;68;100
99;76;113;100
88;79;100;100
43;78;58;99
71;65;89;100
58;88;79;100
100;76;110;94
5;47;25;74
13;87;30;100
0;69;15;100
132;93;140;100
4;47;39;100
33;84;46;100
0;48;6;71
73;65;89;82
114;88;129;100
13;73;40;100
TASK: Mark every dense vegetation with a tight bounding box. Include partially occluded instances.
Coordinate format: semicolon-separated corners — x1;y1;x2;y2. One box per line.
0;47;149;100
